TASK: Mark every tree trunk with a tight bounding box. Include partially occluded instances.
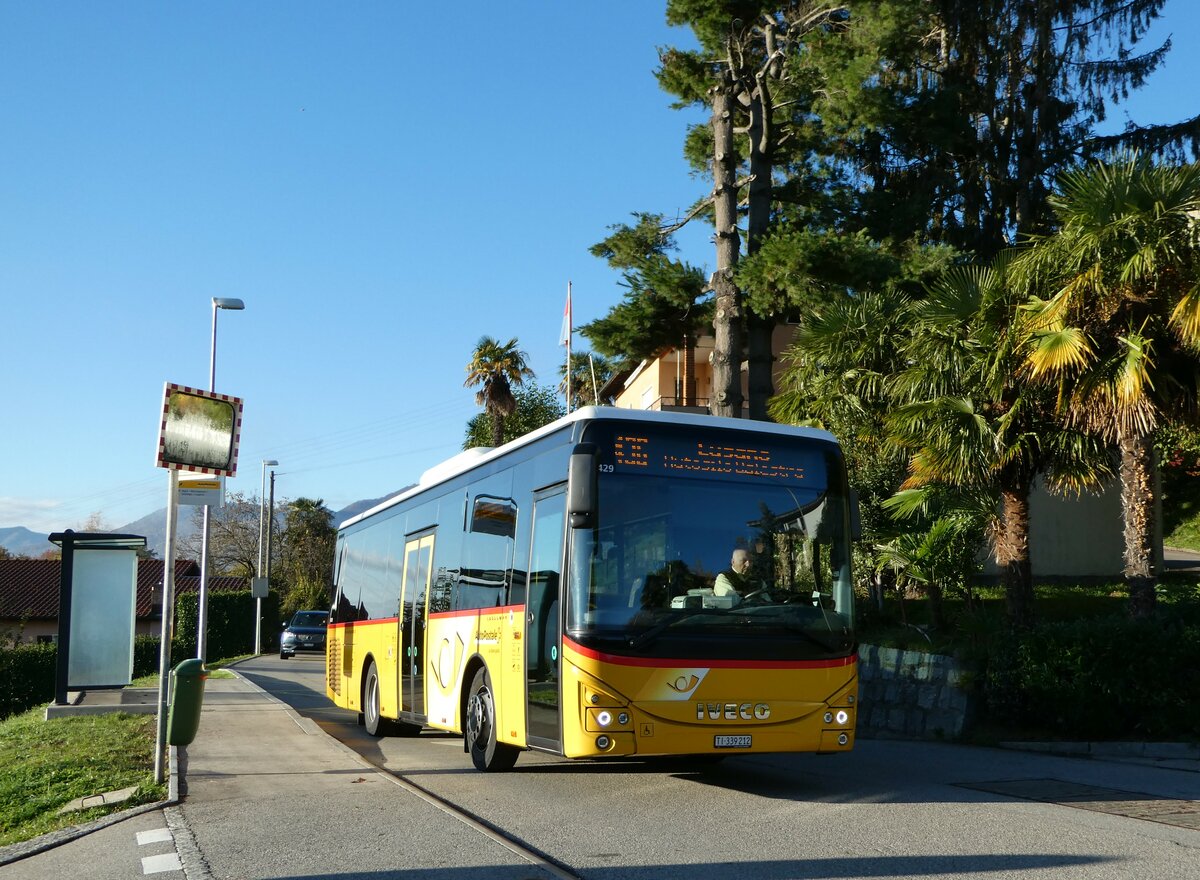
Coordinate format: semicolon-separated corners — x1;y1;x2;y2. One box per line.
710;73;743;418
490;412;505;448
1118;428;1158;617
997;485;1034;628
744;72;775;421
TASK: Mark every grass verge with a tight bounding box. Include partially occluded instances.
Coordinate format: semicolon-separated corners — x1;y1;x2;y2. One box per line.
0;709;165;847
1;657;245;848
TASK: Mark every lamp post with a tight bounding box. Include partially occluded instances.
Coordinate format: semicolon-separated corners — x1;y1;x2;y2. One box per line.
255;458;279;655
197;296;245;663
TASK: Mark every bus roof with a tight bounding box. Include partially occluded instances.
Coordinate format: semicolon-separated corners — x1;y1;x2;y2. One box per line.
340;407;839;530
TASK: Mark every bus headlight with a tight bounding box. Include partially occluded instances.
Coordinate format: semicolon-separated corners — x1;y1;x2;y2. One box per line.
617;712;630;726
835;710;849;725
597;710;612;727
596;735;611;750
838;733;849;745
823;711;833;724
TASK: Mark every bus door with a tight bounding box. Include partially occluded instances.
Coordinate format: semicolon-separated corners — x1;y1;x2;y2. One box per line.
400;532;435;717
526;488;565;748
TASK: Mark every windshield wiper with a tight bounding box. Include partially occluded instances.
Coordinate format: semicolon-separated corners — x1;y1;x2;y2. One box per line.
773;620;848;654
626;611;709;651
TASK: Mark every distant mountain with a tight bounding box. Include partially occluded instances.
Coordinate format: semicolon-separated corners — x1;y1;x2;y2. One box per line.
0;526;53;558
1;489;412;560
116;508;201;559
332;488;412;527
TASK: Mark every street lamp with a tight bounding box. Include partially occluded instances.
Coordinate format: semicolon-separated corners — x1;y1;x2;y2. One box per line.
197;297;245;663
255;459;279;655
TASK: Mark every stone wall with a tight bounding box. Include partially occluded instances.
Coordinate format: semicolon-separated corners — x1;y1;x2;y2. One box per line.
857;643;974;740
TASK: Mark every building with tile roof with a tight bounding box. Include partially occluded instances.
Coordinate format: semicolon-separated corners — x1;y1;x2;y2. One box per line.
0;557;246;644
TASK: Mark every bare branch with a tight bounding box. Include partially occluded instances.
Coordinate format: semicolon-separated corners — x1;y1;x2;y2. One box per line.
659;175;756;237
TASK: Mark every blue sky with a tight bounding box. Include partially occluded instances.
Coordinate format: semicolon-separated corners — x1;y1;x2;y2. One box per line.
2;2;1197;534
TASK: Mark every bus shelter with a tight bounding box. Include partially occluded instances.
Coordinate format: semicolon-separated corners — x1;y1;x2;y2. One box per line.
49;530;147;706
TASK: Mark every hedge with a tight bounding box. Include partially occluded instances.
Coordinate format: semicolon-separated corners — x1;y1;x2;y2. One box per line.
982;615;1200;739
0;642;57;720
0;590;281;720
174;590;281;661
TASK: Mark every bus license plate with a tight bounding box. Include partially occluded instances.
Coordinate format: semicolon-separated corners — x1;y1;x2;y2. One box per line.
714;735;752;749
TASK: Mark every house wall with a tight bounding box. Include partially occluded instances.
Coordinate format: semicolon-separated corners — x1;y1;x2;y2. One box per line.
0;618;163;645
0;619;58;644
981;477;1162;579
616;353;716;410
613;325;799;412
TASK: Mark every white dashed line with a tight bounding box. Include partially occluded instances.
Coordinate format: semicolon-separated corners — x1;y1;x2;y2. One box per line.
137;828;174;846
137;826;182;874
141;851;183;874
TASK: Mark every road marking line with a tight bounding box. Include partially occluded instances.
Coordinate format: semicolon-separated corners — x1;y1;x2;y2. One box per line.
137;828;174;845
141;852;183;874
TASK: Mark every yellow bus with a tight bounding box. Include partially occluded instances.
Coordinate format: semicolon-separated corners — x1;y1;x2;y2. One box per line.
325;407;858;771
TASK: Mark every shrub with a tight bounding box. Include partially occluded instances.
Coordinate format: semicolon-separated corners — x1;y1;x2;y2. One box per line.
982;615;1200;739
175;590;280;660
0;593;281;720
0;643;57;720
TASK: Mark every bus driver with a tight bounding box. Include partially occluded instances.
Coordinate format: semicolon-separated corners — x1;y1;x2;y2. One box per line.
713;548;754;597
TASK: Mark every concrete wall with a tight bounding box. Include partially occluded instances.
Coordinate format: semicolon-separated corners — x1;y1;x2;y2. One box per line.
857;643;973;740
980;479;1125;579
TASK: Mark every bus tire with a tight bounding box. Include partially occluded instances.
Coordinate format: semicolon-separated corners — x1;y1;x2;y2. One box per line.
363;661;386;737
465;667;519;772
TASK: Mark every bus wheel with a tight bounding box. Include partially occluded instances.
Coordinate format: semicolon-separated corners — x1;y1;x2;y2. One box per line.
364;661;386;737
465;667;519;772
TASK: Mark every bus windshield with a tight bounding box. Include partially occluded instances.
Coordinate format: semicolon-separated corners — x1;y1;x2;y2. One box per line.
566;447;855;662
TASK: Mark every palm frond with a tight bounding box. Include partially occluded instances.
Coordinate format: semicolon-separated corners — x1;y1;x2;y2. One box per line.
1026;328;1093;378
1113;329;1156;408
1169;282;1200;349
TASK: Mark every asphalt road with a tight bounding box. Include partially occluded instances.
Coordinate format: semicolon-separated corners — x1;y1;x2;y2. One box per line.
236;654;1200;880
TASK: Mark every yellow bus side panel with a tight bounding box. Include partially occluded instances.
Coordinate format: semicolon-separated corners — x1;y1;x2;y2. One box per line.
325;620;399;718
422;606;527;747
423;611;477;730
560;640;857;759
496;606;527;746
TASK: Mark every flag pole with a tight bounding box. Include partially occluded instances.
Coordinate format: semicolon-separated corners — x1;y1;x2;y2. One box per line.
564;281;572;413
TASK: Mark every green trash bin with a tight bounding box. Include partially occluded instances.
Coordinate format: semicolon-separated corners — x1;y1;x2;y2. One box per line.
167;659;209;746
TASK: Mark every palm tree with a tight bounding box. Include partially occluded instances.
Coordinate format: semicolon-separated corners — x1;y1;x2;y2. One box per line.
888;256;1114;627
770;285;917;613
1015;155;1200;616
559;351;614;410
464;336;535;447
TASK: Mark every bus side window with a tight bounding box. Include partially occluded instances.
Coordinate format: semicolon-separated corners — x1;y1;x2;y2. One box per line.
461;495;517;611
335;533;367;622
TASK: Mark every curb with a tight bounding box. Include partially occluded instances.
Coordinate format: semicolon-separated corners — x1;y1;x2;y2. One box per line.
1000;740;1200;766
0;744;180;867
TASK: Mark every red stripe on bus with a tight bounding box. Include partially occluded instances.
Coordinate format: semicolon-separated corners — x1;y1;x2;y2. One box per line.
426;605;526;621
563;636;856;670
327;617;399;631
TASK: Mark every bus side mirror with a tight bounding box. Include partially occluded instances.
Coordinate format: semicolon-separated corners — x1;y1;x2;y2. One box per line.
849;489;862;542
568;443;597;529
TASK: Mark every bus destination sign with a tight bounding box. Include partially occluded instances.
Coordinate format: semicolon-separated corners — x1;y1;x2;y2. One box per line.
612;433;813;483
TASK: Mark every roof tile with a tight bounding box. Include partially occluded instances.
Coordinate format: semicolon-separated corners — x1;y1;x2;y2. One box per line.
0;558;247;621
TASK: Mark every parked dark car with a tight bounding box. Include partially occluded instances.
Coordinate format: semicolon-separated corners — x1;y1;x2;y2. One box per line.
280;610;329;659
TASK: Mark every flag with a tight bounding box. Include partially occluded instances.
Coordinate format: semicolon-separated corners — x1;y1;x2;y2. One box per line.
559;284;572;346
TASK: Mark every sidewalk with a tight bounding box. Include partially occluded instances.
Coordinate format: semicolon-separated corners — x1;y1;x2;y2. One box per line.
1;674;559;880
